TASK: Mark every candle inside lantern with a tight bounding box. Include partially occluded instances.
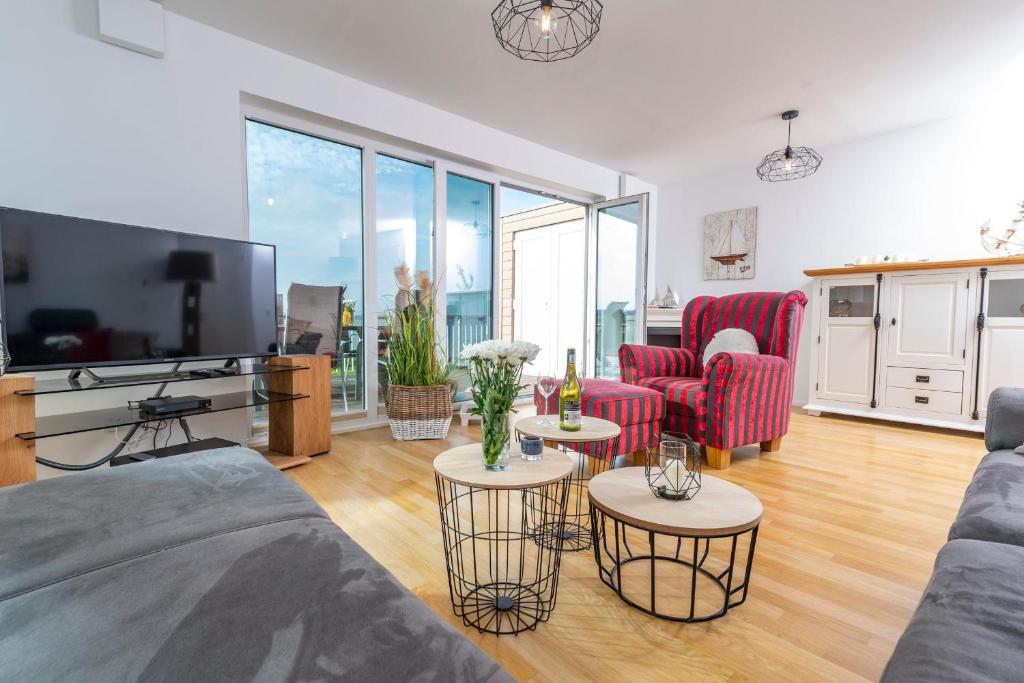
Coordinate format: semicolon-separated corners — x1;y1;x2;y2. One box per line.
663;455;684;494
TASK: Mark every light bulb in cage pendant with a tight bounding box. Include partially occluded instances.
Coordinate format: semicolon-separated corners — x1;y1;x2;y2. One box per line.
537;1;555;38
783;147;795;171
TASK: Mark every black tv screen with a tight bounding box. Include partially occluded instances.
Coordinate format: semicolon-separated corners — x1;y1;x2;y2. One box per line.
0;208;278;371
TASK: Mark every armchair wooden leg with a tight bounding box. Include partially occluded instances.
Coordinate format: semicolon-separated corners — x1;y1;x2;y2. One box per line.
705;447;731;470
760;437;783;453
630;449;646;467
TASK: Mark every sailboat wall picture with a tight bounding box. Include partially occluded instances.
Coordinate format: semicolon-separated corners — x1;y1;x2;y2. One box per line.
703;207;757;280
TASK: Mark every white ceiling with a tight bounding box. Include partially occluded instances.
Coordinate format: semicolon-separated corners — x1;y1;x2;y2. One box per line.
162;0;1024;185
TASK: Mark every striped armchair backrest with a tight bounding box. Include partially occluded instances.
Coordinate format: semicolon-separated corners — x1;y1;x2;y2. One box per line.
679;295;716;357
694;290;808;363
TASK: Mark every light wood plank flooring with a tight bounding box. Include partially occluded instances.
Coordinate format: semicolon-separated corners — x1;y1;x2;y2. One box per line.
286;410;984;682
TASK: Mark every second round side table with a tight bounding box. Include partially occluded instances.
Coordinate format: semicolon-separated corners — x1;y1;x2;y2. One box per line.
588;467;762;622
514;415;621;551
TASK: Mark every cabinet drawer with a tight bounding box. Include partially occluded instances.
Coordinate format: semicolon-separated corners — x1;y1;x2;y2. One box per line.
887;367;963;393
885;387;963;415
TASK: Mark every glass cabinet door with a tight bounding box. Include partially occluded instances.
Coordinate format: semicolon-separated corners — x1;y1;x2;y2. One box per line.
817;278;878;405
827;283;876;318
978;271;1024;416
987;277;1024;318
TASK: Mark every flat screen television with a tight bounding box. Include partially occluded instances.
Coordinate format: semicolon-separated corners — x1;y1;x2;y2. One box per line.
0;208;278;371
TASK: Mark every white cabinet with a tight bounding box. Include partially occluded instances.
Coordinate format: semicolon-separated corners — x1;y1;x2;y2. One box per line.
816;278;878;405
977;270;1024;417
887;272;969;367
806;258;1024;433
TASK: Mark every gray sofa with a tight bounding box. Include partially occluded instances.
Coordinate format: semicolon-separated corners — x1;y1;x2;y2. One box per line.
0;447;511;682
883;387;1024;682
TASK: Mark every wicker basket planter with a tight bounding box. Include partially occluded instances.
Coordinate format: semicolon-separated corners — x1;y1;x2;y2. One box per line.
386;384;453;440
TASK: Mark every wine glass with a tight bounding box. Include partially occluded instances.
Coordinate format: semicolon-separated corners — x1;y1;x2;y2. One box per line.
536;376;559;426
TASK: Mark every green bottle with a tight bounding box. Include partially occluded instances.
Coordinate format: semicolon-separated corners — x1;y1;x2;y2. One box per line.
559;348;582;432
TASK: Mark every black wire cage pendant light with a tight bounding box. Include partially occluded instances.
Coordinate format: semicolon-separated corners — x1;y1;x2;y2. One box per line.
492;0;604;63
756;110;823;182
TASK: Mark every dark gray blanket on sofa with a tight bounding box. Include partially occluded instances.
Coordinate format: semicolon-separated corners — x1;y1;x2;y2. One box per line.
0;448;510;682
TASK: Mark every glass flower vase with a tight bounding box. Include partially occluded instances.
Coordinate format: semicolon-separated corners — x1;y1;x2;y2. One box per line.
481;412;511;471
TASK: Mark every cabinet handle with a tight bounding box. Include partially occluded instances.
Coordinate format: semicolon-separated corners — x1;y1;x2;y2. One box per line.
915;375;930;383
914;396;929;405
891;317;897;326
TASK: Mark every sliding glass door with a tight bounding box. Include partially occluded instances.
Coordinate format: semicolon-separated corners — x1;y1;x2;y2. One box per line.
592;195;648;379
245;119;365;413
375;154;434;404
446;173;494;400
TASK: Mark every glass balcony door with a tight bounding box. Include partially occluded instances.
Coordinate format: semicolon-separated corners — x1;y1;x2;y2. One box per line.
245;119;365;415
375;154;434;405
445;172;495;402
591;195;649;379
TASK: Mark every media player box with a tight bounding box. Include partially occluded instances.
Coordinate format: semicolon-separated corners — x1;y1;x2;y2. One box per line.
138;395;212;417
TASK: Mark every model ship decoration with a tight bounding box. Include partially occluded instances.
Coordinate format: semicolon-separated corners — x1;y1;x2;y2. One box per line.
980;200;1024;256
709;220;749;266
704;207;756;280
649;286;679;309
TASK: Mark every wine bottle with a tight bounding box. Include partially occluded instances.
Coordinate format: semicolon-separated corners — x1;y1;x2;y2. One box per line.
559;348;582;432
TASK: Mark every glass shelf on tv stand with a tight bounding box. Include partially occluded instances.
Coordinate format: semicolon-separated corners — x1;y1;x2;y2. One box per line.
13;360;308;397
15;389;308;441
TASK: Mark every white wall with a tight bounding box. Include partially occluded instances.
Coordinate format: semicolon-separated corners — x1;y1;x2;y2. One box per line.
655;106;1024;405
0;0;628;475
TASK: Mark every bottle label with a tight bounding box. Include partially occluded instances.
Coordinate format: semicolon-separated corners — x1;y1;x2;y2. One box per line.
562;400;581;428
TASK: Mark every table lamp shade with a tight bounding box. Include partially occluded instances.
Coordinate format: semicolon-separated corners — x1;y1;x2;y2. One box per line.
166;250;217;282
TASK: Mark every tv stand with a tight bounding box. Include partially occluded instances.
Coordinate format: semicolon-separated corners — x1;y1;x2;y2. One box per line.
0;354;332;486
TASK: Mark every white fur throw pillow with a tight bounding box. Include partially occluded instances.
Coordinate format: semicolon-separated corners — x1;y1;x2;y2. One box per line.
702;328;760;367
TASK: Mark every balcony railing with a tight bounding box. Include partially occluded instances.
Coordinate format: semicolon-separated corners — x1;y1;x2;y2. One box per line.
447;314;490;365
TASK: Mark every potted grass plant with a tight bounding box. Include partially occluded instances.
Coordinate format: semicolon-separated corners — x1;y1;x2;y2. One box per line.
383;265;453;440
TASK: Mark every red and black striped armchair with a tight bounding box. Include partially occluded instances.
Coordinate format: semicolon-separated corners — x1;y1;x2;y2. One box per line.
619;291;807;469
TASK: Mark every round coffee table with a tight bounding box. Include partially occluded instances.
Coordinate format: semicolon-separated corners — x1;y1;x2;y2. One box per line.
515;415;621;552
433;443;573;635
588;466;762;622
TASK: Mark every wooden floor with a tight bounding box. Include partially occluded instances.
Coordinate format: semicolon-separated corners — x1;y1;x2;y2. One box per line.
286;410;984;682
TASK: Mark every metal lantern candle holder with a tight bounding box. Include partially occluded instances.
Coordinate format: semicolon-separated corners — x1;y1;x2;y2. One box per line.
645;432;701;501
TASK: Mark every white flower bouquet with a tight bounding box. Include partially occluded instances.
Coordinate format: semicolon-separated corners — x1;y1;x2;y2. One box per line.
461;340;540;469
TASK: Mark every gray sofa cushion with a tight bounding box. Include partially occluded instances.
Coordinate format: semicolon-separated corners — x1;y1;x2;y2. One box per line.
0;448;327;601
882;539;1024;683
984;386;1024;452
0;515;509;682
0;449;511;682
948;448;1024;547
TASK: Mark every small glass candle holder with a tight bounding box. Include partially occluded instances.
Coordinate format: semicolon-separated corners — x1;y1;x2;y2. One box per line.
645;432;701;501
520;435;544;461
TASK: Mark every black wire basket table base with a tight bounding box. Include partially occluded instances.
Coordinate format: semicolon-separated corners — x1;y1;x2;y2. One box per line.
524;449;617;552
433;444;574;636
587;468;763;623
591;511;758;622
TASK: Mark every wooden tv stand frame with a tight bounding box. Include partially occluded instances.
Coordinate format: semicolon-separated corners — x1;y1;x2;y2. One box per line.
0;354;331;487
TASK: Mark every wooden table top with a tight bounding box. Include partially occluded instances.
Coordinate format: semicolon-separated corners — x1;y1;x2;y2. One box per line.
588;467;762;535
433;443;573;489
515;415;621;443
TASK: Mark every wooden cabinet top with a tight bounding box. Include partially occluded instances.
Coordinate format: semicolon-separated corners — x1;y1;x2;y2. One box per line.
804;255;1024;277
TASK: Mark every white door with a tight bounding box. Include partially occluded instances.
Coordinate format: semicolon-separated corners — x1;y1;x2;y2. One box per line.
513;222;585;377
817;278;879;404
887;272;969;367
977;270;1024;417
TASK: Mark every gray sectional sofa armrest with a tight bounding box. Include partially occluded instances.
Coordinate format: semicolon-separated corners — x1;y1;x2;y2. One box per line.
984;386;1024;452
